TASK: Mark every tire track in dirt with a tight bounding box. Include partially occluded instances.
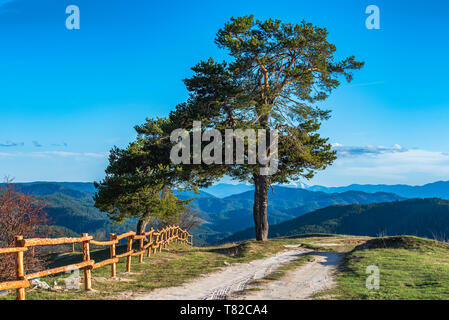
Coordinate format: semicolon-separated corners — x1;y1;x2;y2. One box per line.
229;252;342;300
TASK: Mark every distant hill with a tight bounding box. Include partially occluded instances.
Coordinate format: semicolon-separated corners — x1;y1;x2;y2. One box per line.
198;182;308;198
3;182;135;240
40;193;136;239
6;182;93;199
186;186;404;243
199;183;254;198
222;198;449;243
2;181;97;193
308;181;449;199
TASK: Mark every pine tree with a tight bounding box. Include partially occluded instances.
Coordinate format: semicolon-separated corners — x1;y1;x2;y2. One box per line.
172;16;364;240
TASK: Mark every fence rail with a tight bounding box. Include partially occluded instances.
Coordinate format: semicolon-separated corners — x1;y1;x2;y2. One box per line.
0;225;193;300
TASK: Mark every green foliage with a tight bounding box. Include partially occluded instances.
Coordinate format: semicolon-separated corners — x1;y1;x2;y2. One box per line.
94;141;190;230
176;15;364;182
92;16;364;239
163;15;364;240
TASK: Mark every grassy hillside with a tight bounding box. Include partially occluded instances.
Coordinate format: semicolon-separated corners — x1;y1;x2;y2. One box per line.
224;198;449;243
324;236;449;299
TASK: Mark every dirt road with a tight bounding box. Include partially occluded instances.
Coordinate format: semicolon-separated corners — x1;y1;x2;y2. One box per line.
230;252;342;300
137;246;341;300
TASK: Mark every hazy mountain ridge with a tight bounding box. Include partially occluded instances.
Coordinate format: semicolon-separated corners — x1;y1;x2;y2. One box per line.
308;181;449;199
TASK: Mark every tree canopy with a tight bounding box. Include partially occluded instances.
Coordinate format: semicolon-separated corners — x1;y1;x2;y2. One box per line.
95;15;363;240
169;16;364;240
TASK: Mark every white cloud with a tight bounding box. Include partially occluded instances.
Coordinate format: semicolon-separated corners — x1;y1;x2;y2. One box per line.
0;151;107;159
0;141;24;147
31;151;107;159
332;143;407;158
312;145;449;186
0;152;14;157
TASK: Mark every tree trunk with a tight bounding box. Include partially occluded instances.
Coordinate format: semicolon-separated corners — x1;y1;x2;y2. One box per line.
136;219;148;235
253;111;271;241
253;173;270;241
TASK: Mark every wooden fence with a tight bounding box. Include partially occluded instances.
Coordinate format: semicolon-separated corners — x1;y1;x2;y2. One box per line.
0;225;193;300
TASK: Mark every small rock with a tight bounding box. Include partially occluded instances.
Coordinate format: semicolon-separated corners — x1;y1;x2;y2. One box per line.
224;261;230;266
30;278;51;290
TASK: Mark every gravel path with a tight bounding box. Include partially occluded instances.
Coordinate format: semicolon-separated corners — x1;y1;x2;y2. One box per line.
137;246;309;300
230;252;342;300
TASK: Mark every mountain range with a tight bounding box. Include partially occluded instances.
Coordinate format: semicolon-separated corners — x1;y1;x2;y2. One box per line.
307;181;449;199
183;187;404;243
4;180;449;245
222;198;449;243
200;181;449;200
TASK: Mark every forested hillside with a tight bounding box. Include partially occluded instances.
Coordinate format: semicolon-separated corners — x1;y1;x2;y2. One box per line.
223;198;449;243
3;182;136;239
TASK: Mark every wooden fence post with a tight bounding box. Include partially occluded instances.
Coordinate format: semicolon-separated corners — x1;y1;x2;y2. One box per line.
153;233;158;254
147;230;153;257
126;235;133;272
167;227;170;244
81;233;92;291
110;233;117;277
139;234;144;263
14;236;26;300
159;233;163;252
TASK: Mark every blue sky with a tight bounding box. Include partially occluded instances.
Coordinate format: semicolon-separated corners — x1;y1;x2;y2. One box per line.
0;0;448;186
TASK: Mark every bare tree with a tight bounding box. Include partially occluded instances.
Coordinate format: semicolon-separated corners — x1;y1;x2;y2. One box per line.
0;179;49;281
156;206;203;232
177;207;203;232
